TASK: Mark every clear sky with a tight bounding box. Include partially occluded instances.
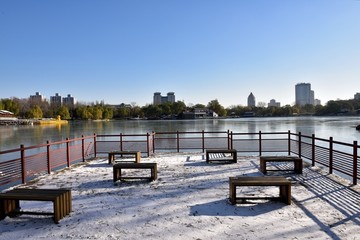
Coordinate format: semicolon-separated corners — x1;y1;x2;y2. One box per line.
1;0;359;108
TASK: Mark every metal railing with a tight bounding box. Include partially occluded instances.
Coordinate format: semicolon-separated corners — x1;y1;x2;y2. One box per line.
0;135;95;190
1;130;359;190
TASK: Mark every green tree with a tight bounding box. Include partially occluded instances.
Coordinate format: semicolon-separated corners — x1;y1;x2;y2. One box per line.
172;101;186;115
1;98;20;115
131;106;144;118
142;104;162;118
116;106;131;119
207;99;226;117
322;101;341;115
102;107;114;119
26;105;43;118
75;106;93;120
160;103;172;116
92;106;103;120
57;106;71;120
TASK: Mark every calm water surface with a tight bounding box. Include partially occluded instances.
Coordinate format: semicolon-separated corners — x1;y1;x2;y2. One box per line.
1;116;360;151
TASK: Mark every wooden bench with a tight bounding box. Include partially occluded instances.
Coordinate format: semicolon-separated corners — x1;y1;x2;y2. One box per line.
0;188;72;223
108;151;141;164
229;176;291;205
260;156;303;174
113;163;157;182
206;149;237;163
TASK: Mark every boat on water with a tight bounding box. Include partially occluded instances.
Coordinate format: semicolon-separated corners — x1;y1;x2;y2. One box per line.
33;115;68;125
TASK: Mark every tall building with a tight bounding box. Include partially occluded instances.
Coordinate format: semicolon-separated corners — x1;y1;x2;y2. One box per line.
29;92;45;103
50;93;62;107
268;99;280;107
354;92;360;100
153;92;175;105
247;92;255;107
167;92;175;103
63;94;76;107
295;83;315;106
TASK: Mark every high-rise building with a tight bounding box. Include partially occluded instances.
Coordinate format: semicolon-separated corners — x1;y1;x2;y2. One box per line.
29;92;45;103
247;92;256;107
153;92;175;105
268;99;280;107
295;83;315;106
167;92;175;103
50;93;62;107
354;93;360;100
63;94;76;107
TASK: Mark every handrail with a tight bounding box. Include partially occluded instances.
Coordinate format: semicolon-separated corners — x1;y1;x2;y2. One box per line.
0;130;359;190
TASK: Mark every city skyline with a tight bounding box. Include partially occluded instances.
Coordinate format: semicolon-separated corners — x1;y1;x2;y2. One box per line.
1;1;359;107
3;82;360;109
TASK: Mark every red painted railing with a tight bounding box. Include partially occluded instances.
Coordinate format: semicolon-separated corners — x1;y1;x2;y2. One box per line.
1;130;359;190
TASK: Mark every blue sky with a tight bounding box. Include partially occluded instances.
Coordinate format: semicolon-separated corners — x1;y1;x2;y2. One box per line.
1;0;359;108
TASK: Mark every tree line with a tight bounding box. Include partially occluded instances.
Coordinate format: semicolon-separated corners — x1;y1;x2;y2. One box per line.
1;97;359;120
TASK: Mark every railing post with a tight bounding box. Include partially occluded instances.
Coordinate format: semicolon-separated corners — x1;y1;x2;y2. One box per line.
312;134;315;166
177;131;180;152
329;137;333;174
81;135;85;162
20;144;26;184
47;140;51;173
298;132;302;157
120;133;123;151
202;130;205;152
259;131;262;156
227;130;229;149
152;131;155;154
66;138;70;167
146;132;150;157
288;130;291;155
230;131;233;150
353;141;358;185
93;133;97;157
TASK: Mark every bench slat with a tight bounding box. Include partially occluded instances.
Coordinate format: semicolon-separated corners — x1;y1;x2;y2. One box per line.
260;156;303;174
206;149;237;163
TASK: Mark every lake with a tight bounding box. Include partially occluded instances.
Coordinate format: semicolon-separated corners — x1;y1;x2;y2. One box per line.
1;116;360;151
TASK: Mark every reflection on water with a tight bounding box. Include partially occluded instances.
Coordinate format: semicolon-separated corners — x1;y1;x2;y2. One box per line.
1;116;360;151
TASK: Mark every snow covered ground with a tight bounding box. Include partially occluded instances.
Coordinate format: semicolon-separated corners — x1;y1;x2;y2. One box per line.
0;153;359;240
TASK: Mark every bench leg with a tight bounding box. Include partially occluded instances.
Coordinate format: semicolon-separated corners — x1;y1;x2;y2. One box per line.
294;162;303;174
260;161;267;174
53;197;61;224
0;199;7;220
135;152;141;163
0;199;20;219
113;168;121;182
229;182;236;205
108;154;114;164
279;185;291;205
67;190;72;214
151;167;157;181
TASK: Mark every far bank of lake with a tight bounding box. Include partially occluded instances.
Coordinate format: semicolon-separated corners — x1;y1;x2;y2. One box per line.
1;116;360;151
